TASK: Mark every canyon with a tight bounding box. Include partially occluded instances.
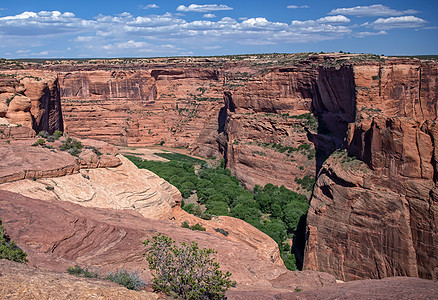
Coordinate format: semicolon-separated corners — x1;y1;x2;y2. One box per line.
0;53;437;297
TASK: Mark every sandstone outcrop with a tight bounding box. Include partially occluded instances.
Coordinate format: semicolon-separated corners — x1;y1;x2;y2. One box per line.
0;72;63;138
0;190;336;295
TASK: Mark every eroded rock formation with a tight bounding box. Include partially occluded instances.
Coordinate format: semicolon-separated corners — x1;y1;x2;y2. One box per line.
0;73;63;137
0;190;336;296
304;61;438;281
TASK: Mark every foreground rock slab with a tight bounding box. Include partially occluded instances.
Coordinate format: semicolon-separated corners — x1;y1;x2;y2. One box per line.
0;260;162;300
228;276;438;300
0;190;335;295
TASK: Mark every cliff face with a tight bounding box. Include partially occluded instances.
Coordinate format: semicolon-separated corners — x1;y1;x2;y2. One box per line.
0;72;63;137
59;69;223;148
304;61;438;281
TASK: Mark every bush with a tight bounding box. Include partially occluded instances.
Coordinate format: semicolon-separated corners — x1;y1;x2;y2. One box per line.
37;131;49;139
144;234;235;299
60;137;83;156
53;130;63;139
105;269;145;291
0;218;28;263
32;138;46;147
67;265;99;278
181;221;206;231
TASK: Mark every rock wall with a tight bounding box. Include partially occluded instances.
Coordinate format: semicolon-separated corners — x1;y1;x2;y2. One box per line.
304;61;438;281
0;72;63;137
59;69;224;148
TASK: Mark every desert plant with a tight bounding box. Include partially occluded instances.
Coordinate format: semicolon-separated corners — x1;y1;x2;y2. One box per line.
32;138;46;147
181;220;191;229
37;131;49;139
105;269;145;291
0;218;28;263
60;137;83;156
181;221;206;231
53;130;63;139
144;234;235;299
67;265;99;278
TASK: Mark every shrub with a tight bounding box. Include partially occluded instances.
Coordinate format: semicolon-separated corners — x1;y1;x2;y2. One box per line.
32;138;46;147
67;265;99;278
181;220;190;229
190;223;206;231
181;221;207;231
144;234;235;299
105;269;145;291
0;218;28;263
37;131;49;138
60;137;83;156
53;130;63;139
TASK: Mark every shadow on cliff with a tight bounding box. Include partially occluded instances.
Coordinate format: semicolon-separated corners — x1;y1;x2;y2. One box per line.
308;66;357;172
295;66;357;269
32;78;64;135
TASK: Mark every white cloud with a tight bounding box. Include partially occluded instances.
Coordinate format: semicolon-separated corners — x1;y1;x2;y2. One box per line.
176;4;233;12
329;4;419;17
292;15;350;26
287;5;309;9
103;40;150;50
355;30;387;38
75;36;95;42
366;16;427;30
0;10;92;36
0;8;429;58
141;4;159;9
317;15;350;23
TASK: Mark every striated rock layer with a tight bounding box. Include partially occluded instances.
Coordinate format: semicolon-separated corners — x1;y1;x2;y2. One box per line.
304;61;438;281
0;190;336;296
0;73;63;137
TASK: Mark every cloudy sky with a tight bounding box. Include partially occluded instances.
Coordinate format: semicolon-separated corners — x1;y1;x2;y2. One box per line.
0;1;436;58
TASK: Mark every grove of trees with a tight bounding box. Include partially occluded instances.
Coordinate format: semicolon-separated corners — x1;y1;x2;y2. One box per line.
126;155;309;270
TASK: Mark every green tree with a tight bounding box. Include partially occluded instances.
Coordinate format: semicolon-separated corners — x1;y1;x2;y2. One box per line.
144;234;235;299
205;201;229;216
0;218;28;263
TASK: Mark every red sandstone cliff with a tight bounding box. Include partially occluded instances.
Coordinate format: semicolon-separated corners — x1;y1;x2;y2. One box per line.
304;60;438;281
0;72;63;138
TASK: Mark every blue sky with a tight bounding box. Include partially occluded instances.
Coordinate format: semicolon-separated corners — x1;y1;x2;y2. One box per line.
0;1;436;58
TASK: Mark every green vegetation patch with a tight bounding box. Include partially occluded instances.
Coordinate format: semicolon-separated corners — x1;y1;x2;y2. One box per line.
295;175;316;191
289;113;318;131
126;155;309;270
181;221;206;231
67;265;145;290
153;152;206;166
0;218;28;263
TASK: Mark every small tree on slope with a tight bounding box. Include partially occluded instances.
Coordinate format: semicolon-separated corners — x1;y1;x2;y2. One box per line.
144;234;235;299
0;218;28;263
